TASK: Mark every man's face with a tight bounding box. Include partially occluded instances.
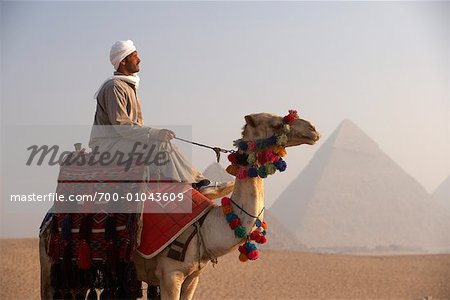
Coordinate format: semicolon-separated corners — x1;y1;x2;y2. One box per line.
122;51;141;74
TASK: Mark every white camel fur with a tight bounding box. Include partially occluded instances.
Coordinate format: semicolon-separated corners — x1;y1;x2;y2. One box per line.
40;112;319;300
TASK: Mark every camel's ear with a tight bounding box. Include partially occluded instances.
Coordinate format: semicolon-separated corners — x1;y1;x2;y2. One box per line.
245;115;257;127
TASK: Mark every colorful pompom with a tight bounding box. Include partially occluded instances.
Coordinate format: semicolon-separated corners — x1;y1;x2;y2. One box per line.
258;166;268;178
277;134;288;146
255;219;262;227
245;242;257;252
261;221;268;230
250;231;262;241
222;205;233;215
247;153;256;165
226;213;238;223
283;109;299;124
234;226;247;239
257;151;269;165
228;152;238;164
247;250;259;260
237;168;248;180
247;141;257;151
236;153;249;166
247;167;258;178
275;158;287;172
266;164;277;175
238;141;248;151
221;197;232;206
226;164;238;176
267;135;278;146
229;218;242;230
256;139;266;150
239;253;249;262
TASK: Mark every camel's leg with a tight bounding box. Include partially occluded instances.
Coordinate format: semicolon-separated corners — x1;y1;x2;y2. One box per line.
156;269;184;300
180;273;199;300
39;228;54;299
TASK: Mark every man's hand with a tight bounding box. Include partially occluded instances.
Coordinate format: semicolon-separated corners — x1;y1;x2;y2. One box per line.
158;129;176;141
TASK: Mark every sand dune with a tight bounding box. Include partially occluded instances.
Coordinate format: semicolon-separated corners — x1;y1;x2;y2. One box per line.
1;239;449;299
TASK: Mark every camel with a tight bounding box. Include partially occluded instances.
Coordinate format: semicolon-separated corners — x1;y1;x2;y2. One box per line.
40;111;319;299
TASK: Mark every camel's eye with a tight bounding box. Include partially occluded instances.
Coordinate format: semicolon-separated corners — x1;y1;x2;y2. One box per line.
272;123;284;131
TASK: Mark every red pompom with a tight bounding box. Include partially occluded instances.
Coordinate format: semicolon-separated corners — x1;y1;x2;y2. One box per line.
229;218;242;230
247;250;259;260
228;152;238;164
250;231;262;241
238;245;247;254
283;110;299;124
257;151;269;165
221;197;231;206
259;236;267;244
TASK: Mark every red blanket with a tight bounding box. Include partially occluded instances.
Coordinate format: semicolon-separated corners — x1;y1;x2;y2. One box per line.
137;188;215;258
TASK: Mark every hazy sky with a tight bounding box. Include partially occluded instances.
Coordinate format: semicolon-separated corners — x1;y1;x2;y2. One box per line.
1;1;449;237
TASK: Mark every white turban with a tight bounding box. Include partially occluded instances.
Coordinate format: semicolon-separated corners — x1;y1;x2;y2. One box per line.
110;40;137;71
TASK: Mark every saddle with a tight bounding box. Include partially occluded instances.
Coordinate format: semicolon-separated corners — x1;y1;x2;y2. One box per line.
42;149;215;298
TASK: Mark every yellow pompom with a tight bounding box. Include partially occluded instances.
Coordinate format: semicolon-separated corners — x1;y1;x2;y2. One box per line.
239;253;249;262
222;205;233;215
226;165;238;176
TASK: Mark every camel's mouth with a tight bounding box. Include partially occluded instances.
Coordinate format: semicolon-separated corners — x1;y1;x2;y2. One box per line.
285;119;320;147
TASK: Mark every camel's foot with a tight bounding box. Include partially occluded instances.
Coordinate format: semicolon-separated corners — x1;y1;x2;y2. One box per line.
147;285;161;300
200;181;234;200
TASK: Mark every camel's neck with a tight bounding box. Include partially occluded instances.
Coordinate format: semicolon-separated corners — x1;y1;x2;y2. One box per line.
230;178;264;229
200;177;264;259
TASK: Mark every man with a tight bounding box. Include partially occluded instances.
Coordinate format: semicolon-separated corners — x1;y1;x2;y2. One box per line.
90;40;232;197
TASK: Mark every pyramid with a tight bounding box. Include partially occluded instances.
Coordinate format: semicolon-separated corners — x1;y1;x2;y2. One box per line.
270;119;450;252
203;162;234;183
433;175;450;207
260;210;306;251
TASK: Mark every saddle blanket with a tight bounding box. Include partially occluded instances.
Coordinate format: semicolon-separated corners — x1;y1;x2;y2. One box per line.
137;188;215;258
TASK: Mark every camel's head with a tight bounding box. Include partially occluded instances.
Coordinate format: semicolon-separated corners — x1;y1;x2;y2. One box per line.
242;111;320;147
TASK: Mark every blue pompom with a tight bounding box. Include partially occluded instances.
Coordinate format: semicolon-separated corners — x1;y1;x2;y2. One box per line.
245;242;257;252
275;158;287;172
247;167;258;178
262;230;267;236
255;219;262;227
238;141;248;151
267;135;278;146
226;213;238;223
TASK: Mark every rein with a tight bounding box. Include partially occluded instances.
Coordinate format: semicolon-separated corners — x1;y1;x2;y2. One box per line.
229;197;264;220
174;137;234;163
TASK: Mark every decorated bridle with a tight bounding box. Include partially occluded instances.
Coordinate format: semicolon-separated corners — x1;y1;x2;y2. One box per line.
221;110;299;262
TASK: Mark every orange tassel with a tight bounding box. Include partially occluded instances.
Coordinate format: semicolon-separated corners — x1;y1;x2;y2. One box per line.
239;253;249;262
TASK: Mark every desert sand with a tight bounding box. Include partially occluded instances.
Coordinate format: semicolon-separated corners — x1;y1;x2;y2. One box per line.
1;239;449;300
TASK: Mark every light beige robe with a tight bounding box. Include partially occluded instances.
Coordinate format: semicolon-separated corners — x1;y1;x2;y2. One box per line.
89;76;201;183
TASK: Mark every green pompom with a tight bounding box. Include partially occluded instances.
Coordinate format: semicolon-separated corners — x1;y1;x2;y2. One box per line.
234;226;247;239
258;166;268;178
266;164;277;175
